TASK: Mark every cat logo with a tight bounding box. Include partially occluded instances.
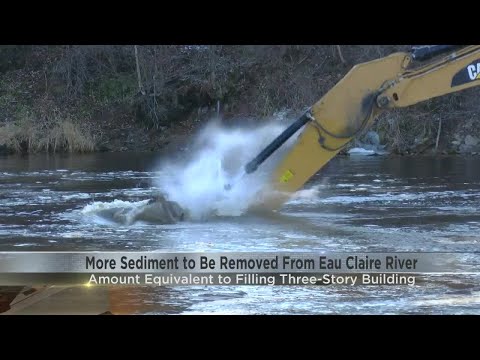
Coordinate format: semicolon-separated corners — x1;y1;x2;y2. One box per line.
467;63;480;80
451;59;480;87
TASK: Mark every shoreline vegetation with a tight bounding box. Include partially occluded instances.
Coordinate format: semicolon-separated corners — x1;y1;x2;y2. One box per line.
1;45;479;156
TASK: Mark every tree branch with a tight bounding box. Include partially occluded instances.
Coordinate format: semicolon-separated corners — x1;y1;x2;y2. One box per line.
134;45;146;95
435;117;442;153
336;45;346;64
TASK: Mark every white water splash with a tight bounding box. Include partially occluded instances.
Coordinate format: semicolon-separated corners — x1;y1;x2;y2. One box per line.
286;185;323;205
153;115;295;220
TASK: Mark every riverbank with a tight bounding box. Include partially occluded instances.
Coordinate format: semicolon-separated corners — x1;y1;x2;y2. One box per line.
2;107;480;157
2;104;479;156
1;45;479;156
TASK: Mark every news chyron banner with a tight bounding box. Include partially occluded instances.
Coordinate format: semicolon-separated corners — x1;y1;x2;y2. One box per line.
0;252;479;287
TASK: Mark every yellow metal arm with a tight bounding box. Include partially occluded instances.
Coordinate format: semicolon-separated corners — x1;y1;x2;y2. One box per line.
379;45;480;108
261;45;480;209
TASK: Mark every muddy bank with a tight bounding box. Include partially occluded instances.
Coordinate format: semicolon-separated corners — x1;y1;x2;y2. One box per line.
1;45;479;156
2;110;480;157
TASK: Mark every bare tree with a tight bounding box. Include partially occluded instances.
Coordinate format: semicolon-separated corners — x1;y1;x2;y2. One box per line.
134;45;146;95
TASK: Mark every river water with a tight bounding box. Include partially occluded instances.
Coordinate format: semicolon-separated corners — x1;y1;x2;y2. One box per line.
1;153;479;314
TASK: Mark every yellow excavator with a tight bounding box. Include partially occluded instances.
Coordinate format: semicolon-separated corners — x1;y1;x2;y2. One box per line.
241;45;480;209
2;44;480;315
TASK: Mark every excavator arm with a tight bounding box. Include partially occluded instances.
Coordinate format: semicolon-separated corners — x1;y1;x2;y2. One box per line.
246;45;480;208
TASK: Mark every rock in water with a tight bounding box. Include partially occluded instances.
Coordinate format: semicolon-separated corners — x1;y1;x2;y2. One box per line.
131;195;186;224
107;195;187;225
135;195;186;224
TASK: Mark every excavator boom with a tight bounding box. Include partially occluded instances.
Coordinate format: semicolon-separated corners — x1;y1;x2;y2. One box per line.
247;45;480;209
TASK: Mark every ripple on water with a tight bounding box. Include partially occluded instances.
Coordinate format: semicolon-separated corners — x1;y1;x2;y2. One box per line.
1;155;480;313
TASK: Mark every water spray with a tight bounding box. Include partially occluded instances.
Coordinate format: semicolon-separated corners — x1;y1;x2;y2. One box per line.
224;111;312;191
